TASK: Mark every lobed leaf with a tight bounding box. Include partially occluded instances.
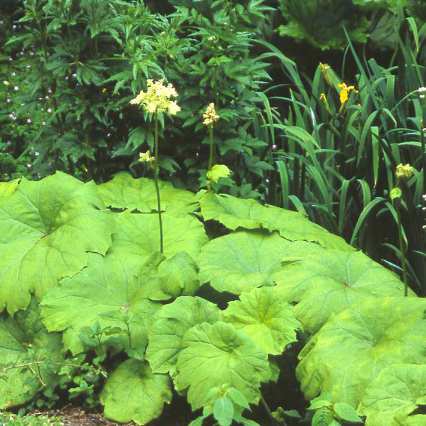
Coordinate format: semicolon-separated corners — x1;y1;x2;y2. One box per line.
198;230;319;295
297;297;426;408
41;253;162;355
273;250;410;333
175;322;271;410
98;173;197;214
222;287;300;355
0;303;63;409
199;192;351;251
146;296;220;374
101;359;172;425
0;172;113;314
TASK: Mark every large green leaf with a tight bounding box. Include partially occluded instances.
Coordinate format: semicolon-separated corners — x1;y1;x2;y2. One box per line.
297;297;426;407
0;303;63;409
273;250;409;333
222;287;300;355
101;359;172;425
198;230;318;295
148;252;200;301
175;322;271;410
199;192;351;251
146;296;220;374
0;172;113;314
98;173;196;214
360;364;426;426
111;211;208;262
41;252;161;355
0;179;19;199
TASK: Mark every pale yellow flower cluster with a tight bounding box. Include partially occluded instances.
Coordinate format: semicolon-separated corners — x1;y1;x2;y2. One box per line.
130;79;180;115
395;163;415;180
203;103;220;127
139;150;155;164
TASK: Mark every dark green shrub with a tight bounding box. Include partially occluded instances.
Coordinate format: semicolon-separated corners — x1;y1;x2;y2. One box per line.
0;0;275;199
277;0;423;50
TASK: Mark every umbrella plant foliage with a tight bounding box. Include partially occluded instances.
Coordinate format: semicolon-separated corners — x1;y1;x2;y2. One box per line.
0;173;424;425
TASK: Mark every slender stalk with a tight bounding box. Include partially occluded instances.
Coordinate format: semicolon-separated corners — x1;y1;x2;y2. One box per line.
208;125;214;169
207;125;214;191
395;199;409;296
260;396;286;426
153;115;164;254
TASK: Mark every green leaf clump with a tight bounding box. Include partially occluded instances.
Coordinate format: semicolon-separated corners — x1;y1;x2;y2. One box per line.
0;172;423;426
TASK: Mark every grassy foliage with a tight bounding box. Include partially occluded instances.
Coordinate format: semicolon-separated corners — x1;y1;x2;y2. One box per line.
262;20;426;294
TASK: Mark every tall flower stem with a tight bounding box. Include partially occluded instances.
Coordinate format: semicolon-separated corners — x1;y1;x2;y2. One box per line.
153;114;164;254
208;125;214;170
394;195;409;296
207;126;214;191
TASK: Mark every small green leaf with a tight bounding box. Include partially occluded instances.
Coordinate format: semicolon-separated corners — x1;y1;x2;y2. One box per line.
333;402;362;423
213;397;234;426
101;359;172;425
227;388;250;409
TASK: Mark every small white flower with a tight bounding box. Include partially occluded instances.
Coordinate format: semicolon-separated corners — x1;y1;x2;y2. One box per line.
47;108;52;113
14;86;19;91
26;118;32;124
3;80;10;86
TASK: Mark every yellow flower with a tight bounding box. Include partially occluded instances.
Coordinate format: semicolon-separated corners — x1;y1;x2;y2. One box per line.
319;63;332;85
101;87;107;94
130;79;180;115
138;150;155;163
395;163;415;180
338;82;357;106
207;164;231;183
203;103;220;127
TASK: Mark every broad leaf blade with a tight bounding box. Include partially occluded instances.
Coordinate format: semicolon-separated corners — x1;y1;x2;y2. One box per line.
101;359;172;425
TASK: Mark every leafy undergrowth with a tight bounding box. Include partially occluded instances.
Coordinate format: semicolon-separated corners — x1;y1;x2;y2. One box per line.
0;172;424;426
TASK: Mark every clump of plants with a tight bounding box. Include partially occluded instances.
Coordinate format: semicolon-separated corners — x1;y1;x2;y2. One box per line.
0;168;424;425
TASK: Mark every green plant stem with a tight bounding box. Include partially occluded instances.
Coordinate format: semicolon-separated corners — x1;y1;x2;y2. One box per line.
154;115;164;254
395;200;409;296
421;126;425;200
207;125;214;191
260;396;286;426
208;126;215;170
